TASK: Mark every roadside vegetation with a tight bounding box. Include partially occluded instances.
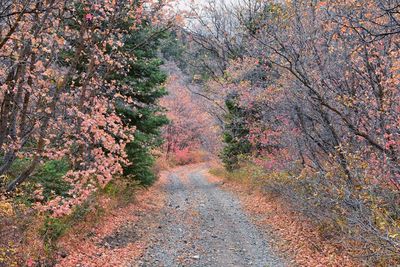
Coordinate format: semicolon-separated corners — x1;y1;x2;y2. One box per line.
174;0;400;265
0;1;176;265
1;0;399;266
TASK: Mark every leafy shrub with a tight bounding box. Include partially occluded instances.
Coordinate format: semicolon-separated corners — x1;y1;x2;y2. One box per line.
168;149;209;166
33;159;71;201
213;160;400;265
39;200;93;249
3;159;71;206
68;201;91;222
40;217;68;247
103;182;121;198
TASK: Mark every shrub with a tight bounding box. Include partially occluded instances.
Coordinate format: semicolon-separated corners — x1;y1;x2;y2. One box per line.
213;160;400;265
33;159;71;201
40;217;68;247
168;149;209;166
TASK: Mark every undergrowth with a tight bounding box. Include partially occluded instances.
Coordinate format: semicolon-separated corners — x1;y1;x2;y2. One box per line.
0;173;142;266
166;150;209;167
210;161;400;266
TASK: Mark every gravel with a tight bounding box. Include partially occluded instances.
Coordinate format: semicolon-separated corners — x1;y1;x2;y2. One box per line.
133;168;287;267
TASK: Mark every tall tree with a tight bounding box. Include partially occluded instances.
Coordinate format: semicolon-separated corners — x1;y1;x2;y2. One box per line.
116;23;169;186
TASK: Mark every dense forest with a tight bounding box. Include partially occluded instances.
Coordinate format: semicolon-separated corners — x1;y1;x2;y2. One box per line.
0;0;399;266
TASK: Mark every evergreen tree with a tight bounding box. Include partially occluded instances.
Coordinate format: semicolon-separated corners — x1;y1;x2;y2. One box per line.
221;93;252;171
116;25;169;186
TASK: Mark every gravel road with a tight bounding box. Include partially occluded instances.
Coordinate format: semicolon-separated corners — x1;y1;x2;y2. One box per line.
131;166;286;267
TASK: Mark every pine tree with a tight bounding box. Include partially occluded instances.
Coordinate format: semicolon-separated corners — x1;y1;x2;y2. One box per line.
116;24;169;186
221;93;252;171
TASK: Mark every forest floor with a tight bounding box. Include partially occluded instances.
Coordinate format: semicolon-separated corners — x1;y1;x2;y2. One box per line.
58;163;356;267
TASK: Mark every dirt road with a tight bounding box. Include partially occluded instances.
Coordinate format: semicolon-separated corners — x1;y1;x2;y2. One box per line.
129;165;285;267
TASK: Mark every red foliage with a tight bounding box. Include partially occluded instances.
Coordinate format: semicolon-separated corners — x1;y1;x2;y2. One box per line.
161;64;219;162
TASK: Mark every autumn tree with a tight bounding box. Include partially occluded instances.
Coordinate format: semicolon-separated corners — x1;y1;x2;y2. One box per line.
0;0;174;216
176;0;400;264
160;62;219;164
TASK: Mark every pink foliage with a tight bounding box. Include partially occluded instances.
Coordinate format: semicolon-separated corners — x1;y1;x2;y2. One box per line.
0;0;176;216
161;66;219;161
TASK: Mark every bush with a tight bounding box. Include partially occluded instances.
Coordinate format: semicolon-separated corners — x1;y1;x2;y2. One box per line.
3;159;71;206
33;159;71;201
168;149;209;166
213;160;400;265
40;217;68;247
68;201;92;223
